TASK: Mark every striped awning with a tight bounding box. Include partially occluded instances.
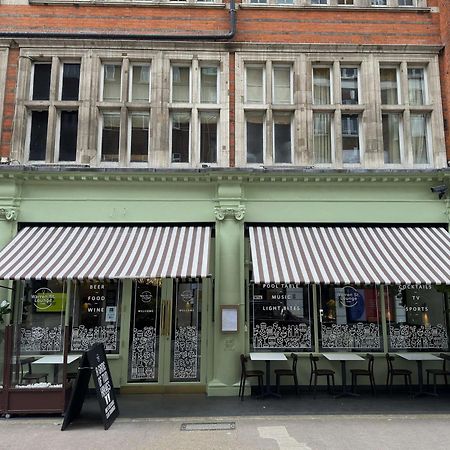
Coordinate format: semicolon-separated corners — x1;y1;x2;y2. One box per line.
0;226;211;280
249;226;450;285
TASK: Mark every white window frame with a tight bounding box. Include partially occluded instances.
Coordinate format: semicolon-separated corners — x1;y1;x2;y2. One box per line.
245;64;266;104
340;65;360;105
272;113;293;165
341;113;362;166
312;65;333;105
169;111;192;165
170;64;192;104
199;64;220;104
98;110;121;166
100;62;123;102
272;64;293;105
379;65;401;105
198;110;220;165
128;63;151;103
127;111;151;165
58;61;81;102
54;109;80;163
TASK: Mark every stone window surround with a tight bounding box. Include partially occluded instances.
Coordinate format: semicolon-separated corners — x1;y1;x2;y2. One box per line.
234;51;446;169
0;47;8;156
12;48;229;168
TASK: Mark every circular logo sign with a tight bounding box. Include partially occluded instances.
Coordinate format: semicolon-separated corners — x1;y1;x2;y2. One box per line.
31;287;55;310
180;290;194;302
140;290;153;303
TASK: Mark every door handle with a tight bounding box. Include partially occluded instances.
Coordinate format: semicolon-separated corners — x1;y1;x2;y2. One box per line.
161;300;171;337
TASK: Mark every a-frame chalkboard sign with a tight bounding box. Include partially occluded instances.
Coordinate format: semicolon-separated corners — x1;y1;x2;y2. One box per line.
61;343;119;431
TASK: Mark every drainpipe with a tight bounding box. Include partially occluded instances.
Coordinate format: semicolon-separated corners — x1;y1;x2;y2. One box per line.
0;0;236;41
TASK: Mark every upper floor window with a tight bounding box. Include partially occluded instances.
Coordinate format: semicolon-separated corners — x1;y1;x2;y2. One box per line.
244;63;293;165
170;61;220;165
379;64;430;165
98;61;151;165
27;60;81;163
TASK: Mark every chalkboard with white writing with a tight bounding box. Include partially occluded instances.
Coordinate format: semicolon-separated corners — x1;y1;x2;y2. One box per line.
61;343;119;431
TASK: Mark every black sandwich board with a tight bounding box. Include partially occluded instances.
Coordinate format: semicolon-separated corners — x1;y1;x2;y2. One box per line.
61;343;119;431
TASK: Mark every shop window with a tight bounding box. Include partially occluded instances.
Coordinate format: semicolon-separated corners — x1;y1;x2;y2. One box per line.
250;283;312;352
27;60;81;163
10;281;66;387
318;285;382;352
70;281;121;354
386;285;448;351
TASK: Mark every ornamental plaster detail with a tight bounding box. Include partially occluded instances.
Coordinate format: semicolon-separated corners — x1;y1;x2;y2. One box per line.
214;205;246;221
0;208;17;221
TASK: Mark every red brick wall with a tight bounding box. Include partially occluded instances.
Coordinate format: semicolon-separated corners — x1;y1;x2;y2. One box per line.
0;4;441;45
0;47;19;158
439;0;450;160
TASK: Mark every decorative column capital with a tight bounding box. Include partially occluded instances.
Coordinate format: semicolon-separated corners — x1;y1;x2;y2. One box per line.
214;205;246;221
0;208;17;221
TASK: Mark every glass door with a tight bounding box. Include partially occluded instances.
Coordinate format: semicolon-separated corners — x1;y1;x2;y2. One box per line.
127;278;203;384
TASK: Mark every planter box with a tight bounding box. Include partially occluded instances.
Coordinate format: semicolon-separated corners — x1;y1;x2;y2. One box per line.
6;386;70;414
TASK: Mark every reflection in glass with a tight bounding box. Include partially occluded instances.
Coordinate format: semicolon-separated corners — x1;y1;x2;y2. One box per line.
342;114;360;164
380;68;398;105
273;66;291;104
319;285;382;351
200;67;218;103
408;68;425;105
103;64;121;101
382;113;401;164
172;66;190;102
131;65;150;102
130;112;149;163
246;112;264;164
250;283;312;351
171;112;190;163
341;67;358;105
274;113;291;164
101;112;120;162
246;66;264;103
386;285;448;351
200;111;218;164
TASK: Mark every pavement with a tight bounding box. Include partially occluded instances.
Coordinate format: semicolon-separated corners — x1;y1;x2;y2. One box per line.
1;389;450;450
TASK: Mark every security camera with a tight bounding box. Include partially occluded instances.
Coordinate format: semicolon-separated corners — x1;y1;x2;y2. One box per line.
430;185;448;200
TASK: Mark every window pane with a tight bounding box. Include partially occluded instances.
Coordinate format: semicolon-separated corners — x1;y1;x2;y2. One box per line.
399;0;414;5
200;67;218;103
382;113;401;164
246;67;264;103
246;112;264;164
372;0;387;4
276;0;294;4
29;111;48;161
342;114;360;164
274;113;291;164
71;281;121;354
32;64;51;100
171;112;190;163
313;67;331;105
103;64;121;101
101;112;120;162
408;68;425;105
311;0;328;4
273;66;291;104
319;285;382;351
250;283;312;351
386;285;448;352
131;65;150;102
411;114;428;164
341;67;358;104
200;111;218;164
61;63;80;101
172;66;190;102
338;0;354;4
130;113;149;163
59;111;78;162
380;68;398;105
313;112;332;163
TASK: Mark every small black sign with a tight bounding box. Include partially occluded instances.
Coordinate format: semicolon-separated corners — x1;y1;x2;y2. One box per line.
61;343;119;431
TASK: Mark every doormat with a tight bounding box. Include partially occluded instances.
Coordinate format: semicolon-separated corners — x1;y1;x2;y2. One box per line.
180;422;236;431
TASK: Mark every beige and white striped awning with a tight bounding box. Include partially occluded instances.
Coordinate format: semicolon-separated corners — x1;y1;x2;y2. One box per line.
0;226;211;280
249;226;450;285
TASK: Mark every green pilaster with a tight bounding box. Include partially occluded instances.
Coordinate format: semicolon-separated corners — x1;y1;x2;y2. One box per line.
207;182;245;396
